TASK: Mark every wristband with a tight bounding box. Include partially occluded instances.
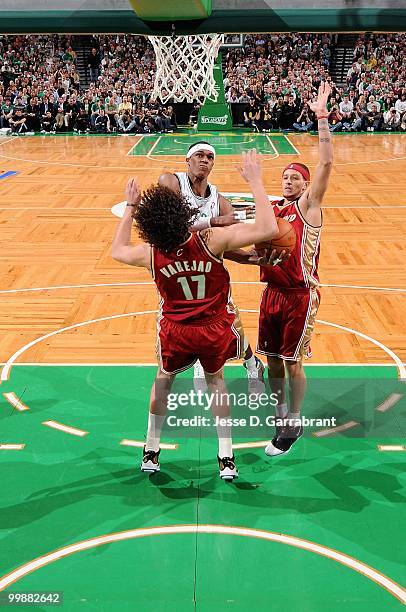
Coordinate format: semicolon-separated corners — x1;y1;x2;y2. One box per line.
317;115;328;120
234;210;247;221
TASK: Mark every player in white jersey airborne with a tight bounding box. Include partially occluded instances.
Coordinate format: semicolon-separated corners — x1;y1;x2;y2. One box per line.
158;141;266;392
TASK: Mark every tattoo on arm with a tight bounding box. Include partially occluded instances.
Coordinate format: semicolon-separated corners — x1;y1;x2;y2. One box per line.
200;229;213;245
320;137;331;142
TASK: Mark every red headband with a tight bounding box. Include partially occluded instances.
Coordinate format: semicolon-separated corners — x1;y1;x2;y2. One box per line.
282;163;310;182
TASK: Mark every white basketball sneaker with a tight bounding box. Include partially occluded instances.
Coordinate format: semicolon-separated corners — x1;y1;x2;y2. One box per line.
218;455;239;481
265;423;303;457
140;447;161;473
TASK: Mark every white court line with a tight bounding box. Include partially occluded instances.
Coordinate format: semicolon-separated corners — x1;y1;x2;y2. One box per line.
316;318;406;379
0;282;156;294
1;309;404;383
125;135;145;156
0;138;405;170
1;280;404;295
265;134;279;159
0;310;157;382
142;153;280;163
232;441;268;449
377;445;406;452
0;208;112;211
120;439;178;450
282;134;301;155
0;137;15;147
174;138;256;145
322;205;406;209
0;524;404;603
0;362;399;367
146;136;163;159
2;148;404;168
240;309;406;378
2;206;406;212
376;393;403;412
313;420;360;438
0;153;139;171
334;155;406;167
320;282;406;292
42;420;88;437
2;392;29;411
0;444;25;450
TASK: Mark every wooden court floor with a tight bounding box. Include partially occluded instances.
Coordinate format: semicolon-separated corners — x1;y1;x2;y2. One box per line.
0;132;405;369
0;131;405;611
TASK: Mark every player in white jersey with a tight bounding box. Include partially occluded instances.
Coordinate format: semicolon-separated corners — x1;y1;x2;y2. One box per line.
175;169;221;222
158;141;266;391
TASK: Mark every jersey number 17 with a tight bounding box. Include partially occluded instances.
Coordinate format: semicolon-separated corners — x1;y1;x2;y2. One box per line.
177;275;206;300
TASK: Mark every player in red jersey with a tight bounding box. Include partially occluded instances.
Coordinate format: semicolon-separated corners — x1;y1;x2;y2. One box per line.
258;81;334;456
112;150;278;480
159;141;266;395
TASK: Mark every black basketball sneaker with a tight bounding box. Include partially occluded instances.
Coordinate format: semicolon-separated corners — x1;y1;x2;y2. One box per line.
265;421;303;457
141;447;161;473
218;455;239;481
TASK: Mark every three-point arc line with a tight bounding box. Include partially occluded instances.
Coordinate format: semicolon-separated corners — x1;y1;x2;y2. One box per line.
0;525;404;603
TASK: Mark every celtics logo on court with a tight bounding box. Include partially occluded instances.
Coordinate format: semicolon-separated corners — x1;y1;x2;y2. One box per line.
224;192;282;211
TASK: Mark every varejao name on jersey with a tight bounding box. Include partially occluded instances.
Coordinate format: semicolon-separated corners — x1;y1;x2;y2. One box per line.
159;260;212;278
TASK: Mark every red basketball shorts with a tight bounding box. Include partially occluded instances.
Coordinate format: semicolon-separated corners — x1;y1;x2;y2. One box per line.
257;286;320;361
157;311;243;375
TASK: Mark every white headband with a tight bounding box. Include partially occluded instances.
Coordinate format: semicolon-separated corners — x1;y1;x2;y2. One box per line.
186;144;216;160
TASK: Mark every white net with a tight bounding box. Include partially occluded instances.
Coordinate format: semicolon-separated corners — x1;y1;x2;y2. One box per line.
149;34;223;103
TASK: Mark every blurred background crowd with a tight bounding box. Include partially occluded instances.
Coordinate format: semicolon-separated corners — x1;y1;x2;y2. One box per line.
1;32;404;134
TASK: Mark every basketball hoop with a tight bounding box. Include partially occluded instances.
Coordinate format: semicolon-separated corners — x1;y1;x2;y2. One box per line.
149;33;223;103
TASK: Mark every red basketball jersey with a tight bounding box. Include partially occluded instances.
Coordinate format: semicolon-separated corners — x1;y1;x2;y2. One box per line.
152;232;233;323
260;199;322;289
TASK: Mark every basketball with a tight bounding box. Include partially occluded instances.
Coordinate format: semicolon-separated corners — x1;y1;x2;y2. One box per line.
255;217;296;255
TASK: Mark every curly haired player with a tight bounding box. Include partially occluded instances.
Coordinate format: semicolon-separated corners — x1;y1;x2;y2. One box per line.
158;141;267;394
112;150;278;480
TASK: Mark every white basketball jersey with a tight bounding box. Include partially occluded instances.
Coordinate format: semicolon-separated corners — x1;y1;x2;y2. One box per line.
175;172;220;220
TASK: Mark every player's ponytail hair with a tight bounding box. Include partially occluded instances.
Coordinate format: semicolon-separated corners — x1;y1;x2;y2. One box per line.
133;185;198;253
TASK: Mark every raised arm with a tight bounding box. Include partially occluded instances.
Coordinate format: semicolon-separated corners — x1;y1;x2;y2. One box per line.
206;150;279;255
300;81;333;225
111;178;151;268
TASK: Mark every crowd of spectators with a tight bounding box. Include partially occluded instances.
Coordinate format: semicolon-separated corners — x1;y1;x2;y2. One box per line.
225;33;406;132
0;32;405;135
0;34;177;135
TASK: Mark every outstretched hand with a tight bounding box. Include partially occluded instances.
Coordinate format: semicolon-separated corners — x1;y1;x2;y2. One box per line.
248;248;291;266
308;81;331;117
237;149;262;184
125;177;142;207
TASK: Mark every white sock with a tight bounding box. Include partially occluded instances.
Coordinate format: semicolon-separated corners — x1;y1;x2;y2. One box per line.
218;437;233;458
276;402;288;418
194;360;205;376
216;419;233;457
244;355;257;371
287;412;301;426
145;412;166;452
